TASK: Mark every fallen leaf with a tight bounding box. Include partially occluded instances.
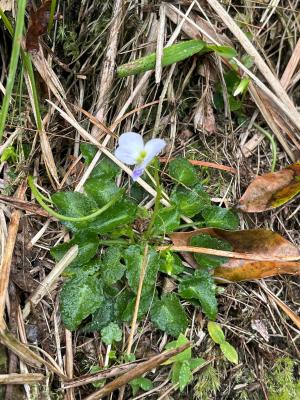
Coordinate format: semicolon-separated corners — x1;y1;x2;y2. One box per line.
26;0;52;53
238;163;300;212
170;228;300;281
251;320;269;342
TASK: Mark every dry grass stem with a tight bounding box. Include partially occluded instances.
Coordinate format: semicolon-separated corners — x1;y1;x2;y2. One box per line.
22;245;79;319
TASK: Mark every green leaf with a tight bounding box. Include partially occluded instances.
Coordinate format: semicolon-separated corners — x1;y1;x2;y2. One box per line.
220;341;238;364
207;45;237;58
150;294;188;337
207;321;225;344
1;145;17;163
80;143;98;165
82;297;115;333
90;156;120;180
201;206;239;230
165;333;191;364
152;207;181;235
66;258;102;279
52;190;136;234
233;77;250;96
101;246;125;285
189;358;205;370
241;54;254;69
116;289;155;322
171;361;182;385
170;183;210;217
178;360;193;391
87;200;137;234
179;270;217;320
159;252;184;276
52;191;97;230
130;377;153;396
168;158;198;186
51;233;99;268
125;245;159;293
60;275;104;331
117;40;205;77
84;178;122;207
101;322;122;345
189;234;232;269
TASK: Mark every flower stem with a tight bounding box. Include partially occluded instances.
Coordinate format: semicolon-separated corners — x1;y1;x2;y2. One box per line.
144;166;162;238
28;176;123;222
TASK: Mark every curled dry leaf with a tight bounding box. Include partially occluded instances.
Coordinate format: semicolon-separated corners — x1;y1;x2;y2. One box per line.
26;0;52;53
238;163;300;212
170;228;300;282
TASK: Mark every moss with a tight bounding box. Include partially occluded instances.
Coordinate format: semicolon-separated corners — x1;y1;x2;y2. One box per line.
266;357;300;400
194;365;221;400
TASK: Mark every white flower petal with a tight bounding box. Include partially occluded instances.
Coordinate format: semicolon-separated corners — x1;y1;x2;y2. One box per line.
119;132;144;149
115;147;137;165
115;132;145;165
143;138;166;166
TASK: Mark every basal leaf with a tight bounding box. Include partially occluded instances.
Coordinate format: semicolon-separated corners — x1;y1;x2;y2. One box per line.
125;245;159;293
51;232;99;268
84;178;122;207
150;294;188;337
201;206;239;230
90;156;120;180
101;246;125;285
152;207;180;235
220;341;238;364
52;191;97;231
179;270;217;320
207;321;225;344
168;158;198;186
101;322;122;345
80;143;98;165
60;275;104;331
82;297;115;333
170;183;210;217
190;234;232;268
87;200;137;234
115;289;155;322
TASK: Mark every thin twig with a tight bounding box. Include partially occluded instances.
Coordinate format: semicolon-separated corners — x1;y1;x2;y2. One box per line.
84;342;191;400
0;181;26;329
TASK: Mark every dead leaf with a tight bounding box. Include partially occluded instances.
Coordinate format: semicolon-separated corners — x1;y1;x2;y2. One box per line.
251;320;269;342
238;163;300;212
170;228;300;281
0;0;12;12
26;0;52;53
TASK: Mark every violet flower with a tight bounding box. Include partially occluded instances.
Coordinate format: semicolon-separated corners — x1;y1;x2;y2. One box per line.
115;132;166;181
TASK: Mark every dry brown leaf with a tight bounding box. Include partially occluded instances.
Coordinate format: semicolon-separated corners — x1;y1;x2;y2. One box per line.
238;163;300;212
26;0;51;53
0;0;12;12
170;228;300;281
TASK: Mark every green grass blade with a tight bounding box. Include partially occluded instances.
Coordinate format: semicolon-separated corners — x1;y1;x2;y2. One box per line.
0;0;27;142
